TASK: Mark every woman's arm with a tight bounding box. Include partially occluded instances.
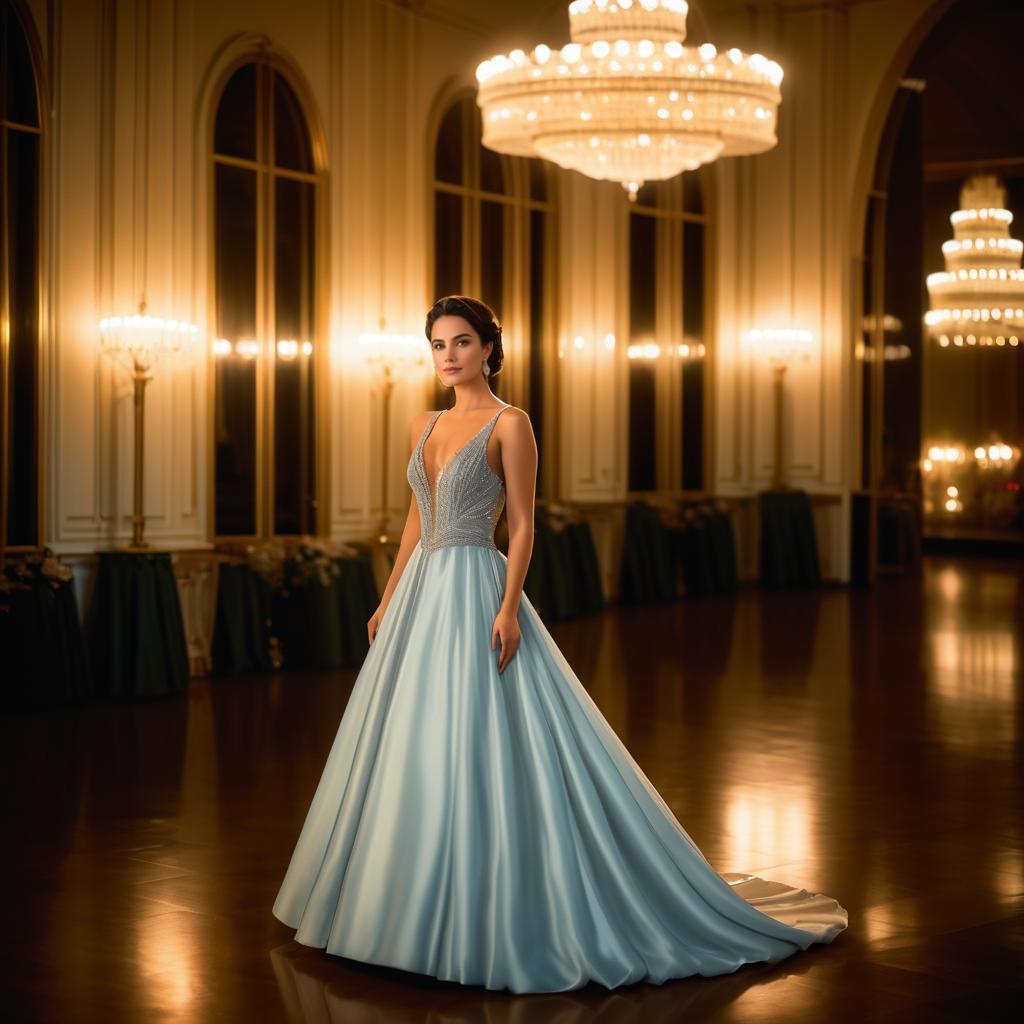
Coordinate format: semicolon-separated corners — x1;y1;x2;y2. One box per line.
368;413;430;643
491;408;538;671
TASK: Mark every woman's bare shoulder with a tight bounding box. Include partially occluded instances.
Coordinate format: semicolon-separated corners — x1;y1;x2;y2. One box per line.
494;405;535;444
496;405;532;429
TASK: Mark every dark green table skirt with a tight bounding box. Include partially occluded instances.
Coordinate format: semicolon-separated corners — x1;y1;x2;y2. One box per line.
618;502;678;604
210;563;273;676
86;552;190;700
1;576;92;709
758;490;822;588
675;512;739;597
211;555;380;675
524;515;605;621
620;502;738;603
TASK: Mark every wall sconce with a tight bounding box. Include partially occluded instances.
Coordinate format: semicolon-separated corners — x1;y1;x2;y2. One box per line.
745;328;813;490
626;338;706;359
98;303;199;549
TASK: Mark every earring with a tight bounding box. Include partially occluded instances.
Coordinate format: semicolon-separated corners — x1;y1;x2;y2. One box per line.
482;361;491;378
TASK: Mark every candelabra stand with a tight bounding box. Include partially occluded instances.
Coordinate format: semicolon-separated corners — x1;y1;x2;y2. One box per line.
98;303;198;549
771;362;788;491
358;332;430;548
745;328;813;491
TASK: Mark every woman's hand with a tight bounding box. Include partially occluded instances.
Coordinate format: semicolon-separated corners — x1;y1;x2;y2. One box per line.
491;607;521;674
368;602;388;645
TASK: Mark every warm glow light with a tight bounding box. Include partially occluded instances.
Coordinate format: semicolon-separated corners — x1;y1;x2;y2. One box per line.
476;0;784;197
98;309;199;372
627;341;664;359
358;331;431;376
676;340;706;358
745;328;813;367
926;175;1024;347
723;782;815;871
211;338;232;357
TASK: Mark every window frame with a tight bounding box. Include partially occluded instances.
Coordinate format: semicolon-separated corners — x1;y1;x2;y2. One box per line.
1;0;46;556
626;172;713;497
206;54;329;543
429;90;560;498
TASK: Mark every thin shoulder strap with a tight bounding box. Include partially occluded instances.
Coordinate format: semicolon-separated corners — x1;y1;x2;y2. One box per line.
415;410;444;451
483;404;512;444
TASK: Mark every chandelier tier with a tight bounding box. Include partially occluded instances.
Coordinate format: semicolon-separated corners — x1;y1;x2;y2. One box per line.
925;175;1024;348
475;0;784;199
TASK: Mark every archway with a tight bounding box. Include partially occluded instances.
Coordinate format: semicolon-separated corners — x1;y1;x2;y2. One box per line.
852;0;1024;579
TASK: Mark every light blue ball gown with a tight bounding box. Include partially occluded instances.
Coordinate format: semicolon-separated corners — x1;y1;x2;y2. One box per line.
272;405;848;993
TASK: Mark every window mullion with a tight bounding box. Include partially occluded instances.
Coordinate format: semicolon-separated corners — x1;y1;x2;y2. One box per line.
670;213;686;492
1;119;10;554
261;64;276;538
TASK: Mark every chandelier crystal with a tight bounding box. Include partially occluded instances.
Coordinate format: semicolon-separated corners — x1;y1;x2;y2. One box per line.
475;0;784;199
925;175;1024;348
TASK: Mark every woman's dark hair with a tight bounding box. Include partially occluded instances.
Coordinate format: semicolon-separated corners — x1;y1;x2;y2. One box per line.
425;295;504;378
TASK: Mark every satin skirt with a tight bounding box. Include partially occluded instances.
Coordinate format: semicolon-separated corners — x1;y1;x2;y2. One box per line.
272;541;848;994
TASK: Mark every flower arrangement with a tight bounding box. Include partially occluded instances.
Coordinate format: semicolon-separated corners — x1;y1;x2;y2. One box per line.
1;549;76;615
217;537;363;593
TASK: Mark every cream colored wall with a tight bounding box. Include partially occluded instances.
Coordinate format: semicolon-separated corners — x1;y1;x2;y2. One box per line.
29;0;949;584
704;0;943;580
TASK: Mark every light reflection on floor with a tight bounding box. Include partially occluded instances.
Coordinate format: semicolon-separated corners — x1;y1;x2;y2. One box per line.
4;555;1023;1022
927;561;1020;749
721;782;816;875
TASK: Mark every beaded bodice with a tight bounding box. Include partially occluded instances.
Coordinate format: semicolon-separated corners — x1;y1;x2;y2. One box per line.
407;406;509;554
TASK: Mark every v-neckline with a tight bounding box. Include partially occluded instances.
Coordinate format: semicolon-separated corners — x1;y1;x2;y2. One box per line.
420;406;505;502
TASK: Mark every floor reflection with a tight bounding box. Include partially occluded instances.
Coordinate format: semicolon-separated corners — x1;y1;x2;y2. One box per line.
722;781;816;872
926;561;1020;750
268;942;799;1024
4;555;1022;1021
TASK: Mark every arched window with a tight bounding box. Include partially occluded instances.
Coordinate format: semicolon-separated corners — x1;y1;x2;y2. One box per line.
211;59;323;539
432;94;557;493
1;0;42;552
627;173;709;493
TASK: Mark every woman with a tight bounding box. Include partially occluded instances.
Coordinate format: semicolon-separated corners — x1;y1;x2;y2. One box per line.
272;295;848;993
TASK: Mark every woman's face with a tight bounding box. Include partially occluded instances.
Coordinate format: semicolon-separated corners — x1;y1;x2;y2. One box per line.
429;314;492;385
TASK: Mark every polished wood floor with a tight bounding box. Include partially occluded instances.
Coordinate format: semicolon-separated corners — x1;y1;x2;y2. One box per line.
3;556;1022;1022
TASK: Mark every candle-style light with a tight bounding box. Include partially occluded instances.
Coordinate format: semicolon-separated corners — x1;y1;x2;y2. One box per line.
98;303;199;549
359;332;431;546
745;328;813;490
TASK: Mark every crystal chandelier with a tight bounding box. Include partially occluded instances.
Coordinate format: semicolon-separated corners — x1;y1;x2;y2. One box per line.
925;175;1024;348
475;0;784;199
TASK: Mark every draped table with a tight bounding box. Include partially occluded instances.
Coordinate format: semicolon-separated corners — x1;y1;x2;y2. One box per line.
523;512;605;621
211;553;380;675
86;551;190;700
758;490;822;588
1;571;92;709
619;501;738;604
